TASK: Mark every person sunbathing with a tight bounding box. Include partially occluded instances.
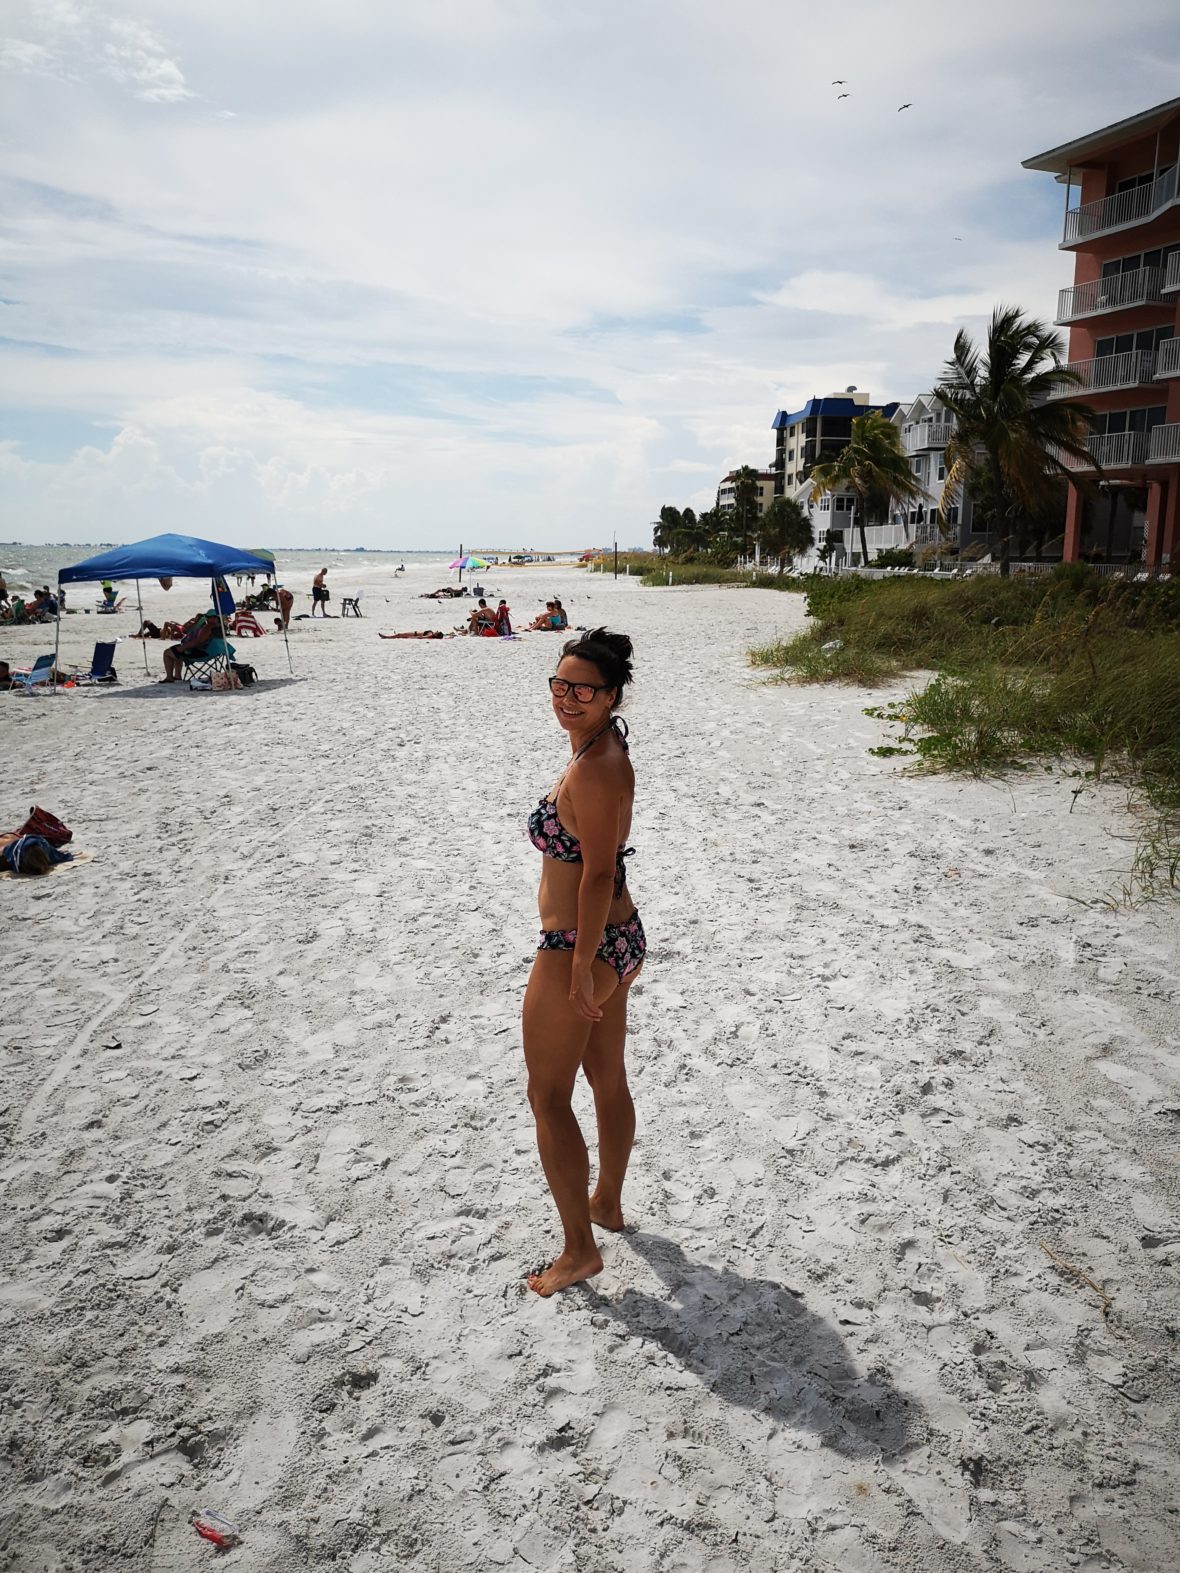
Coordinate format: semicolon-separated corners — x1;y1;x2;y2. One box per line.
527;601;563;631
378;630;445;639
468;598;498;633
161;612;234;682
132;619;163;639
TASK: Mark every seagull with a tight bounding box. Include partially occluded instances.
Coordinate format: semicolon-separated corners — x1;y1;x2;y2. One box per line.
897;102;913;112
837;92;850;99
831;79;846;85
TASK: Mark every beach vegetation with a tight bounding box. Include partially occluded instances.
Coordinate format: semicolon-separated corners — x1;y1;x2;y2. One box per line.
934;306;1095;578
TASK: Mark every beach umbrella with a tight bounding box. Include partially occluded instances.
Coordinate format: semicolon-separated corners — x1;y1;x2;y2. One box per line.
448;555;488;570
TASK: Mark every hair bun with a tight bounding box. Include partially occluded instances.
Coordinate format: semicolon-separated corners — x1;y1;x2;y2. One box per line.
560;627;634;707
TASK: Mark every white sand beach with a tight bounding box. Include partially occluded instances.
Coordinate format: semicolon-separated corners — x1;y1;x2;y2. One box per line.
3;564;1178;1572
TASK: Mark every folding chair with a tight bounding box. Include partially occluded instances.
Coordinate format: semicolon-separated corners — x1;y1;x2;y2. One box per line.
11;654;56;691
72;641;118;685
341;593;363;617
181;646;230;686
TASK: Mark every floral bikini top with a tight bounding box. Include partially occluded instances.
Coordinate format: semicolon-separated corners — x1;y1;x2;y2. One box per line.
527;717;634;899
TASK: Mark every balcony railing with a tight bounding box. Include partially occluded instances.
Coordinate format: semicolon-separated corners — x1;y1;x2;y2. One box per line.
1056;267;1165;323
1155;339;1180;379
1165;252;1180;294
1055;431;1149;471
1148;423;1180;463
1063;164;1178;245
1050;350;1156;397
903;422;955;452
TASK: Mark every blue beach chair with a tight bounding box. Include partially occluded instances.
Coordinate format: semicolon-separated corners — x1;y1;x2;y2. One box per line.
73;642;118;685
11;653;56;691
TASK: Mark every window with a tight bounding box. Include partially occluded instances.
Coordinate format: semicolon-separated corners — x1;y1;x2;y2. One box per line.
1095;325;1174;357
938;462;946;481
1093;405;1166;436
1100;244;1180;279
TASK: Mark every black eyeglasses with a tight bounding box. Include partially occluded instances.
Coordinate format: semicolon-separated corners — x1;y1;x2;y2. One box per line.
549;676;608;703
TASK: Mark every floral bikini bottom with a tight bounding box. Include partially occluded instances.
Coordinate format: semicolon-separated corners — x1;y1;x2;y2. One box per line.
537;910;647;982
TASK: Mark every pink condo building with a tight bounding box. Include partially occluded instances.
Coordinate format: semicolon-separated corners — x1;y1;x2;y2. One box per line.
1024;98;1180;568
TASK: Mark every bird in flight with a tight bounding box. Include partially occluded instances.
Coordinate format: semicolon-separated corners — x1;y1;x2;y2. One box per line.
837;92;850;100
832;79;846;85
898;103;913;112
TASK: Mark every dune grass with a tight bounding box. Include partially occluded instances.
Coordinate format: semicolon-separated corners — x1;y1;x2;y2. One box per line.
640;564;811;589
750;567;1180;902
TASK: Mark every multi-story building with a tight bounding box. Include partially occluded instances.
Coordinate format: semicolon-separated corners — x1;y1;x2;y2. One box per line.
1024;97;1180;567
893;395;978;556
770;388;900;568
716;469;776;517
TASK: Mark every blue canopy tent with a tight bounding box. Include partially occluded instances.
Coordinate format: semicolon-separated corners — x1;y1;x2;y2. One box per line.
56;533;291;686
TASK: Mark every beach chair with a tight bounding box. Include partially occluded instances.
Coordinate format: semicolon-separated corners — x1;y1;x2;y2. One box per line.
229;610;265;637
96;596;126;615
72;641;118;685
341;593;363;617
11;653;56;691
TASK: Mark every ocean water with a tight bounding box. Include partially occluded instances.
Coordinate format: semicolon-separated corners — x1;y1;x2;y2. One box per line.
0;545;465;596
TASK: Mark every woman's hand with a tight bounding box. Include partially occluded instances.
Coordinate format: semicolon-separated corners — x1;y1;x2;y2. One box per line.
569;962;603;1022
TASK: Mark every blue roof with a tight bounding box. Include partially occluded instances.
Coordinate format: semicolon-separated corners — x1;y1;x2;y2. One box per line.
58;533;276;585
772;398;900;429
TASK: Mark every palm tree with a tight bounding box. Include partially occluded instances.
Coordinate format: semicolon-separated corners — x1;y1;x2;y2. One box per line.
727;466;763;559
934;305;1094;577
757;496;813;572
809;412;925;568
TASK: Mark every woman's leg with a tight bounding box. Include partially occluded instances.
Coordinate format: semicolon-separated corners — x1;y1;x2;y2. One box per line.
582;968;641;1231
522;949;621;1296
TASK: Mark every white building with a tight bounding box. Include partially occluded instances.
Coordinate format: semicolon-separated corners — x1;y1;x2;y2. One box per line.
892;395;978;555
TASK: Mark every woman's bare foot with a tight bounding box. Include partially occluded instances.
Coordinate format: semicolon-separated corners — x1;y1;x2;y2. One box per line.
526;1248;603;1297
589;1193;625;1232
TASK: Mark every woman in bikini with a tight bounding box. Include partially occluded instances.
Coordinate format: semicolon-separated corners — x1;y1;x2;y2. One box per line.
523;628;645;1296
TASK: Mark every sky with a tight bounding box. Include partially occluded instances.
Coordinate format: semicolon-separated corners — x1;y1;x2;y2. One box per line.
2;0;1179;550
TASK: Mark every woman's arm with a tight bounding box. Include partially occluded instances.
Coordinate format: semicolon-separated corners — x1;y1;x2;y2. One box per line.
566;761;625;1021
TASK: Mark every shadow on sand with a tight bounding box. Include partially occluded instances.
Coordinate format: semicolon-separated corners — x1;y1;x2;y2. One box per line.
96;675;305;700
586;1233;920;1460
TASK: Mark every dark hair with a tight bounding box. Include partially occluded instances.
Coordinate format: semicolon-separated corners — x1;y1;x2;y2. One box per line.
16;841;53;875
560;627;633;708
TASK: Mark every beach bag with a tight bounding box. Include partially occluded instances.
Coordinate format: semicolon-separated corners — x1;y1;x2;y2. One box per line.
211;669;242;691
231;663;257;687
20;806;72;846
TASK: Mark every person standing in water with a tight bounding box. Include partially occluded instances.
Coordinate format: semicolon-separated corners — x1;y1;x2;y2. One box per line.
523;628;645;1296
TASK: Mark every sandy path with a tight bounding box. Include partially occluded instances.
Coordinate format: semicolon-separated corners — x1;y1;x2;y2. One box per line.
2;568;1177;1572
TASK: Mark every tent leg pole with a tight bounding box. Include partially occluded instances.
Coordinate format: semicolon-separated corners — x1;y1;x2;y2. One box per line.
215;582;233;691
136;580;148;674
53;607;61;694
274;573;293;673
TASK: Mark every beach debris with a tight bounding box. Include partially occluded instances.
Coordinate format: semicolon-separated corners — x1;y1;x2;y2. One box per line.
821;639;843;653
1039;1241;1113;1321
193;1508;239;1549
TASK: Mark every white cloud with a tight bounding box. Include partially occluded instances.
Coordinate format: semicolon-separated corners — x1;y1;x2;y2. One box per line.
1;0;1178;544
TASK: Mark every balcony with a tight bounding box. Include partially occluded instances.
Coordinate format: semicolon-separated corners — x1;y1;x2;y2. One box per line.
1148;423;1180;464
1155;339;1180;379
1055;431;1150;471
1050;350;1156;398
1165;252;1180;294
1056;267;1165;324
1063;164;1178;246
903;422;954;452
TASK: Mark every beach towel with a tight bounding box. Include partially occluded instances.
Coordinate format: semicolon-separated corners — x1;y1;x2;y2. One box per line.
2;835;73;875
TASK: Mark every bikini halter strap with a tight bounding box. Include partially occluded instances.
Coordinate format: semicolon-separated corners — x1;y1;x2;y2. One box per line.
571;714;628;765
